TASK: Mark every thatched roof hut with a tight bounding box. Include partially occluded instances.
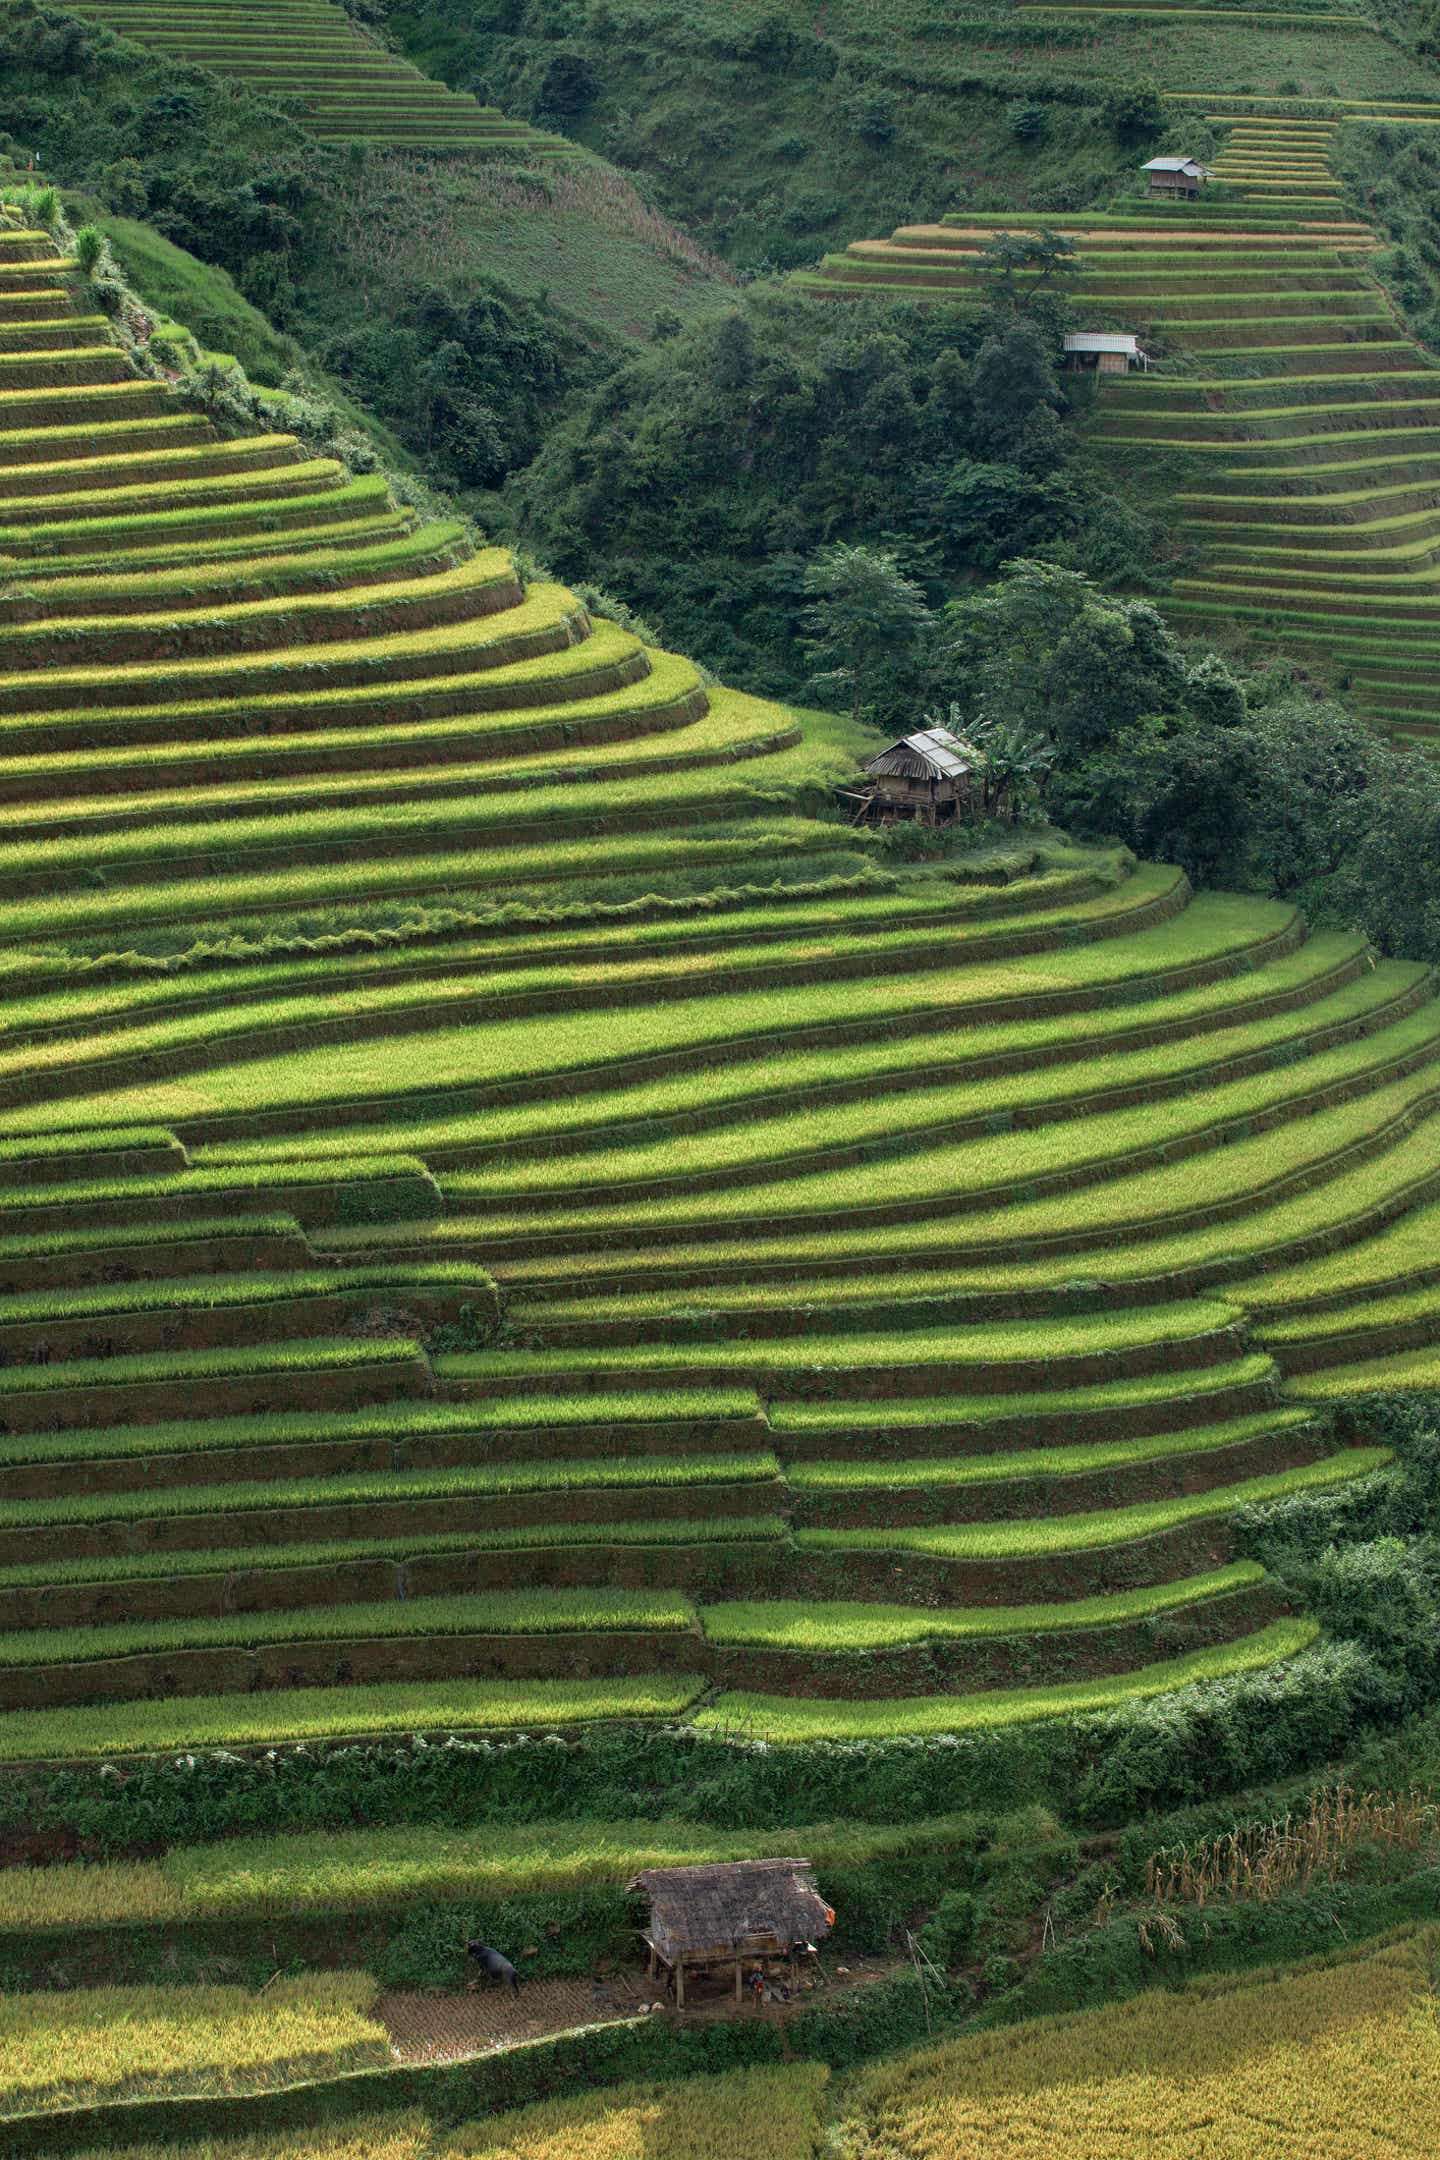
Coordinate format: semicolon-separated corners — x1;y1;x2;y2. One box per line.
859;724;981;824
628;1858;834;2006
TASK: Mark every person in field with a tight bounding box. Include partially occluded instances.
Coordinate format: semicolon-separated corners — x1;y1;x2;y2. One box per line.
467;1940;520;1993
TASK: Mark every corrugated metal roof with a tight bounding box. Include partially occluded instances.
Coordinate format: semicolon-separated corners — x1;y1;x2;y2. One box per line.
865;724;977;782
1064;332;1141;354
1142;156;1209;174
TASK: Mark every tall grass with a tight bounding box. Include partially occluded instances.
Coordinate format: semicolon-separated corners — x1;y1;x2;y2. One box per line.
1146;1783;1437;1906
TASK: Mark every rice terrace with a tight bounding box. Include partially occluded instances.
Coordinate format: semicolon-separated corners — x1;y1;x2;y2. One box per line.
2;0;1440;2148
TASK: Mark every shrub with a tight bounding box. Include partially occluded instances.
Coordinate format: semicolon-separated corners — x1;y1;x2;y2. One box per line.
918;1890;979;1967
73;221;104;274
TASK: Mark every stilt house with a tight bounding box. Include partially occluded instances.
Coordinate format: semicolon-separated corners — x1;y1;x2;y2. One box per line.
629;1858;834;2008
1063;331;1148;375
1142;155;1211;198
860;724;980;824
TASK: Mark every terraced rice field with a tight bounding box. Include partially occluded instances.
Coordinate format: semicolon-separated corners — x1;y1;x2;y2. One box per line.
840;1929;1440;2156
796;109;1440;750
0;205;1433;1762
51;0;579;159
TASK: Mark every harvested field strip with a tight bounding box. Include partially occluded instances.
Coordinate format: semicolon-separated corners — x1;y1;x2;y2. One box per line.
697;1620;1318;1739
0;1675;705;1761
794;1450;1386;1559
699;1565;1266;1649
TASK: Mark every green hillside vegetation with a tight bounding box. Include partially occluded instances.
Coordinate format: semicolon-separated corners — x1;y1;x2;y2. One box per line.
53;0;580;160
0;0;735;499
98;220;299;387
385;0;1437;263
0;0;1438;2141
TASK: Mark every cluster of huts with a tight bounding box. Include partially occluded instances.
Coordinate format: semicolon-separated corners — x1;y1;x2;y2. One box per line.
1061;153;1212;378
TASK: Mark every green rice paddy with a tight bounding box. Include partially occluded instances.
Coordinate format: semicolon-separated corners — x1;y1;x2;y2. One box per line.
0;204;1429;1771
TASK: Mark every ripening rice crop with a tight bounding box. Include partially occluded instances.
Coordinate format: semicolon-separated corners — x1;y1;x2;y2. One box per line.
0;1812;978;1932
0;1973;388;2116
443;2062;831;2160
67;2120;429;2160
697;1621;1320;1740
836;1930;1440;2158
0;1673;705;1761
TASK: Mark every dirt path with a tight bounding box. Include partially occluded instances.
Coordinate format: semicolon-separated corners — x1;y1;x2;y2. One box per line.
379;1956;898;2065
379;1975;645;2063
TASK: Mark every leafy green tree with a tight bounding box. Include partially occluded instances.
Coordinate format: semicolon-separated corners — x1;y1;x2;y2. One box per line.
967;319;1063;456
1050;713;1258;886
536;51;597;116
800;543;933;725
975;229;1081;314
711;310;755;393
518;295;1152;693
943;559;1188;757
964;708;1054;822
1105;81;1166;143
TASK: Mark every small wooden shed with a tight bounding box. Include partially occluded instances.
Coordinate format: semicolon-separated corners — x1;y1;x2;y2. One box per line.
860;724;980;824
629;1858;834;2008
1142;155;1210;198
1063;331;1148;376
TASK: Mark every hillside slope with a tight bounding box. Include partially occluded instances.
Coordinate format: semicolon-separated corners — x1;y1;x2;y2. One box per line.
0;210;1433;1764
51;0;580;158
803;107;1440;748
0;1;736;498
